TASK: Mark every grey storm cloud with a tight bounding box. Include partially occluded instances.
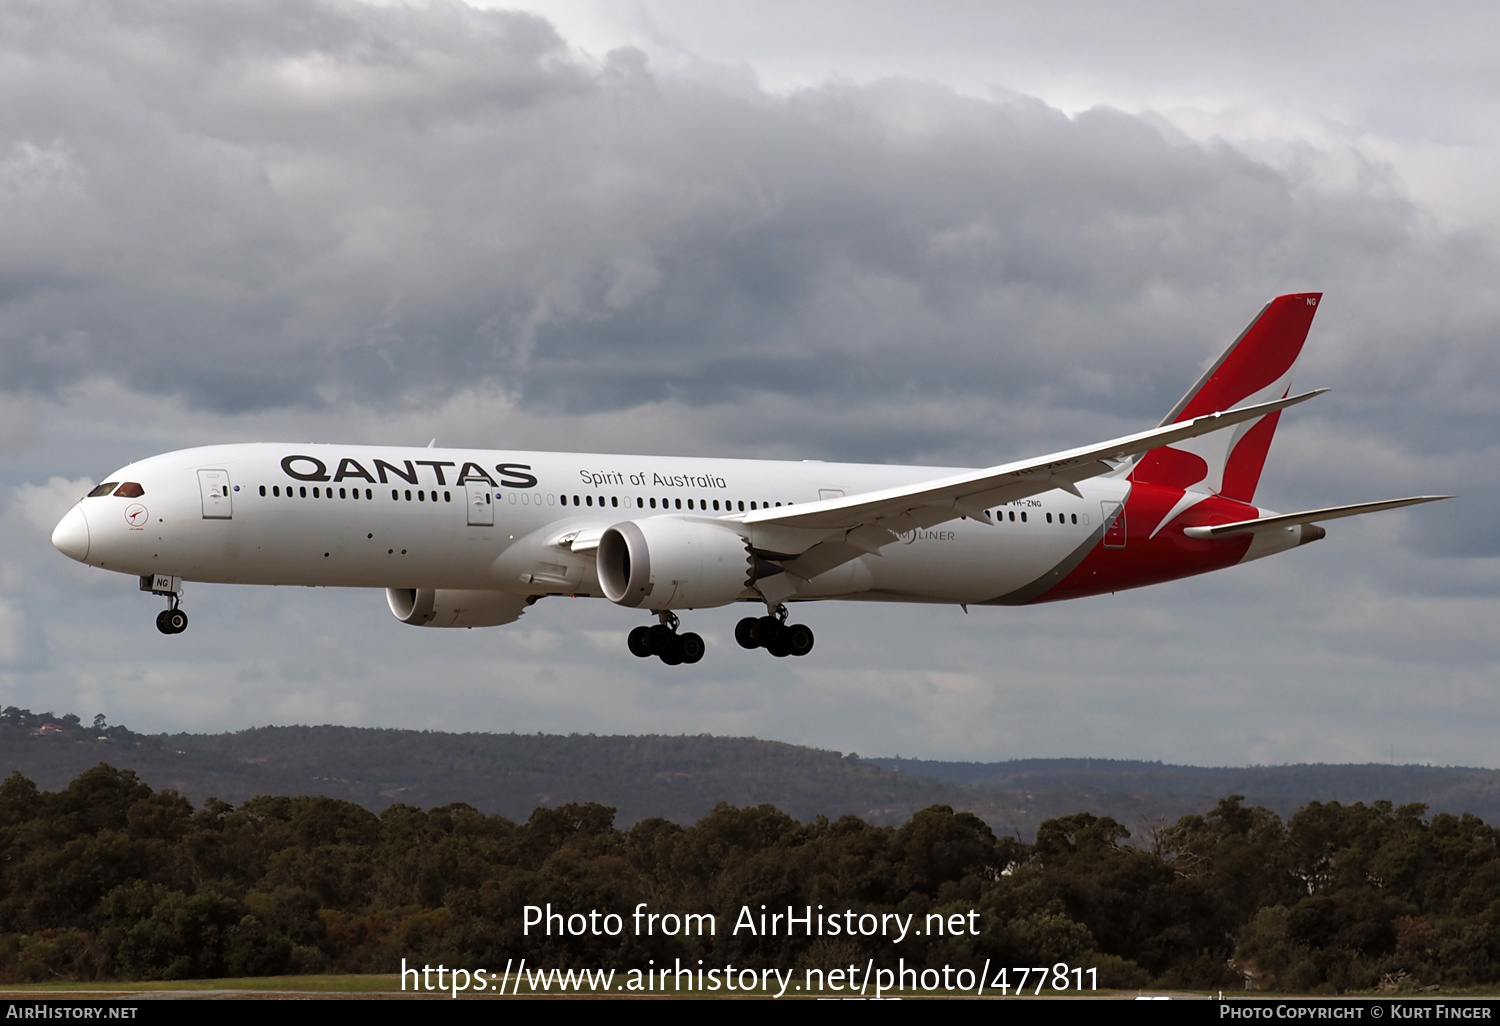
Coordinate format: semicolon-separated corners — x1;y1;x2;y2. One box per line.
3;0;1486;455
0;1;1495;764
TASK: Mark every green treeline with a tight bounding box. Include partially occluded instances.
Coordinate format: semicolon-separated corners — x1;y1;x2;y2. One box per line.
1;764;1498;993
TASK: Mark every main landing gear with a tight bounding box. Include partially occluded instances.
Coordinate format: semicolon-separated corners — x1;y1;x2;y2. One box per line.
627;611;705;665
626;606;815;665
736;605;814;658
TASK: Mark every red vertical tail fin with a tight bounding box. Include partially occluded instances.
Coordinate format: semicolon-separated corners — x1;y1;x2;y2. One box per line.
1134;293;1321;502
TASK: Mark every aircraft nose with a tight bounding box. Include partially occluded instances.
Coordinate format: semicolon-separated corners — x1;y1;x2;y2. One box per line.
52;505;90;562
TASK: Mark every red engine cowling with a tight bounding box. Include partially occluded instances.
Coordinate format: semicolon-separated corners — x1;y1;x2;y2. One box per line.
385;588;529;628
596;519;753;610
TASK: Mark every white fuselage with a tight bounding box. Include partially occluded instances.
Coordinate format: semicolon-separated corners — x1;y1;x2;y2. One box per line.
64;443;1133;607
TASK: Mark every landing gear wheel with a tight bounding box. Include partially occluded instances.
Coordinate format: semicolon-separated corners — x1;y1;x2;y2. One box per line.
156;610;173;635
648;624;676;656
735;617;760;650
785;624;814;657
679;632;705;664
628;625;653;658
756;615;782;648
659;639;684;666
157;609;188;635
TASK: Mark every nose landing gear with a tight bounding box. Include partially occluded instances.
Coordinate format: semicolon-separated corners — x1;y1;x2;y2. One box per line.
142;574;188;635
736;604;814;657
627;611;704;665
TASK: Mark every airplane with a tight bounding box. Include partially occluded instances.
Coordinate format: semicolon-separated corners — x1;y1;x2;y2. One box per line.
51;292;1446;665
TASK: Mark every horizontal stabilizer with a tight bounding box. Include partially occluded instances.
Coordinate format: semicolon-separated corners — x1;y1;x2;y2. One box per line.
1181;495;1451;538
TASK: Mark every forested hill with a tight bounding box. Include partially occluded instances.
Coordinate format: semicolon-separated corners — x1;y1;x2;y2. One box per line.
871;758;1500;828
5;708;1500;839
0;710;994;830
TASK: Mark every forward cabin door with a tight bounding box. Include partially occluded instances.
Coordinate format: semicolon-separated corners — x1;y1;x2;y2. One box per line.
466;483;494;526
198;470;232;519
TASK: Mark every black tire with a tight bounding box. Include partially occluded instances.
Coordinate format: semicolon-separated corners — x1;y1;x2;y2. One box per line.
628;625;653;658
648;624;675;655
166;610;188;634
786;624;814;657
659;640;684;666
756;615;781;647
156;610;174;635
767;632;791;657
679;632;705;664
735;617;760;650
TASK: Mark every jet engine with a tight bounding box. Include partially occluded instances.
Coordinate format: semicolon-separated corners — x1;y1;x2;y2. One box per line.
385;588;529;628
597;519;753;610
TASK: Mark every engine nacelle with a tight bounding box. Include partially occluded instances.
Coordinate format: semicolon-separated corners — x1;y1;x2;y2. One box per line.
597;519;753;610
385;588;529;628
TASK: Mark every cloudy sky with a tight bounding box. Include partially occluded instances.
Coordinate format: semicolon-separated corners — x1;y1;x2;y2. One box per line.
2;0;1495;768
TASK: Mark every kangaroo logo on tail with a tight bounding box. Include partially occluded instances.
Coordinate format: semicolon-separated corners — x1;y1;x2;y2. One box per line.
1135;293;1322;534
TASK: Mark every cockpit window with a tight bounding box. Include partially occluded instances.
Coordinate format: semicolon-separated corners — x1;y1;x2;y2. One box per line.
87;482;119;497
113;482;145;498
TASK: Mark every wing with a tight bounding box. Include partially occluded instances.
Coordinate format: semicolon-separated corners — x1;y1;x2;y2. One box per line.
740;389;1327;594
